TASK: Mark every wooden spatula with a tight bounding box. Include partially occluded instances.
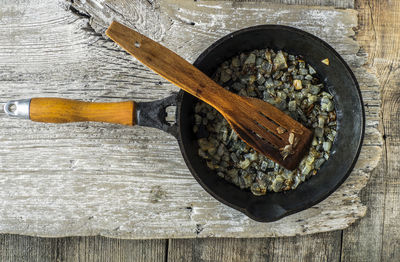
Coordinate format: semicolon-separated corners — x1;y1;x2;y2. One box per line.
106;21;312;170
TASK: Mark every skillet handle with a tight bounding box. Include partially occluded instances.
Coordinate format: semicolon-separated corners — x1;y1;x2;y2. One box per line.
4;98;136;126
4;94;179;137
135;93;179;138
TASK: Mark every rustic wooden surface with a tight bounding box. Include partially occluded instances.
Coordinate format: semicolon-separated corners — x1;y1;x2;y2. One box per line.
0;0;381;239
341;0;400;261
0;234;167;262
1;0;399;260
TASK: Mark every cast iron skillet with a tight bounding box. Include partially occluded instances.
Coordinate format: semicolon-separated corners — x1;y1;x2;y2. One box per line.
137;25;365;222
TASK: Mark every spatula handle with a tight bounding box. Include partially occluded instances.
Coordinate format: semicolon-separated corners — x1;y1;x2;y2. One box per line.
105;21;233;111
4;98;136;126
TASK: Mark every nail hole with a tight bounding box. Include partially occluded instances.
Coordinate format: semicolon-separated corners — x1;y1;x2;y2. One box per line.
134;41;141;48
8;103;16;113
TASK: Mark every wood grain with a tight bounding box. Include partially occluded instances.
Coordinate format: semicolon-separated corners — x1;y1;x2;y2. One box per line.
168;231;342;262
0;232;341;262
1;0;398;261
341;0;400;261
341;161;386;262
30;98;136;125
0;0;381;239
232;0;354;8
0;234;166;262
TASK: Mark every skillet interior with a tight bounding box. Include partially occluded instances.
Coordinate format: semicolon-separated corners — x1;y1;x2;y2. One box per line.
177;25;364;222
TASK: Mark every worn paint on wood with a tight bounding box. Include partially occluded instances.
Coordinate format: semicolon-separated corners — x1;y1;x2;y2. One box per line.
0;0;381;238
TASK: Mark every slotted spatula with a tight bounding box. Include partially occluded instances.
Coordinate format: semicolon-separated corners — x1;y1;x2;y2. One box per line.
106;21;312;170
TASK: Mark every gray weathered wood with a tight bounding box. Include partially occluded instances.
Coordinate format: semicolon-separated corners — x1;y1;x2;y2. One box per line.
341;0;400;261
56;237;166;262
231;0;354;8
2;0;399;261
367;0;400;258
0;231;341;262
168;231;342;262
0;0;381;238
0;234;57;261
0;234;166;262
341;161;386;262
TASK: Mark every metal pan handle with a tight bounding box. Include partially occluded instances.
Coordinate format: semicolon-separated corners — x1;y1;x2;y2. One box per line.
135;93;179;138
4;99;31;119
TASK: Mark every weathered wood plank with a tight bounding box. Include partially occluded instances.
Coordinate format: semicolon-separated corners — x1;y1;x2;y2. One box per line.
341;160;386;262
56;237;166;262
231;0;354;8
0;234;57;261
0;234;166;262
342;0;400;261
0;0;381;238
168;231;342;262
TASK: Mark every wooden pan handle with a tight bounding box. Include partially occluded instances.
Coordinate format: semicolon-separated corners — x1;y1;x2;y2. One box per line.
28;98;136;125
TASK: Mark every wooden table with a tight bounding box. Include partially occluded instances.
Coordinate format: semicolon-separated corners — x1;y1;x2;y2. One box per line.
0;0;398;261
